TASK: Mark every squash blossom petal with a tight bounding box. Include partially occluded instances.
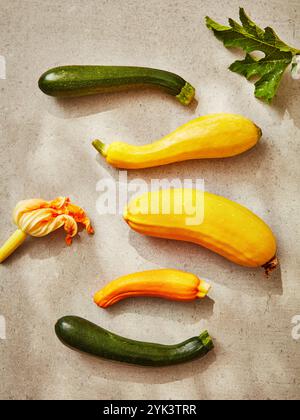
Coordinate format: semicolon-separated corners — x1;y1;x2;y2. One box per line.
13;197;94;245
0;197;94;263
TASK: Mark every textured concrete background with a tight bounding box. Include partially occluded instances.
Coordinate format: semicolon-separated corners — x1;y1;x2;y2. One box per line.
0;0;300;400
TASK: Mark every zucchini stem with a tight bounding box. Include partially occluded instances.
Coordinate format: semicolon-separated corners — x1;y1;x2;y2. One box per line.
199;331;214;351
0;229;27;263
176;82;195;106
92;140;108;157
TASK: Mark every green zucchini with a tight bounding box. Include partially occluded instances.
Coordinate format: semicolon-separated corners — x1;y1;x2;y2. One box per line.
55;316;214;367
38;66;195;106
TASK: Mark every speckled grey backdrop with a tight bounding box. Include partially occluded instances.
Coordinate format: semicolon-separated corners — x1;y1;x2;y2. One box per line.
0;0;299;400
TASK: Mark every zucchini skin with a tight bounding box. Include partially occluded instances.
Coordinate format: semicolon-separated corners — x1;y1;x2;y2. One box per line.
38;66;195;105
55;316;214;367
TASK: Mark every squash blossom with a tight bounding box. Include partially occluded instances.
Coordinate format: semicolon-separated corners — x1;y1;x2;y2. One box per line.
0;197;94;263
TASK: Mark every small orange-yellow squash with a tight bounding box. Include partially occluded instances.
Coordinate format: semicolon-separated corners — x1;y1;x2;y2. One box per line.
94;269;211;308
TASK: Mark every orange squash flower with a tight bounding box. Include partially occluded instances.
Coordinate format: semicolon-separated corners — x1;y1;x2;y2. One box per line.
0;197;94;263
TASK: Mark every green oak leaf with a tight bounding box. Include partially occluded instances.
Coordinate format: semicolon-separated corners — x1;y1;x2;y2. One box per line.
206;8;300;103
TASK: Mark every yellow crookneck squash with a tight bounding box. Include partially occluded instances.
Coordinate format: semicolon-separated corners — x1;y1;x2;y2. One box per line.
124;189;278;274
92;113;262;169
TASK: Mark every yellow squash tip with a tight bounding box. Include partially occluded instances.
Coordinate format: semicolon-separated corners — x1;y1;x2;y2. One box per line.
262;256;279;276
255;124;263;140
94;290;103;306
123;206;129;222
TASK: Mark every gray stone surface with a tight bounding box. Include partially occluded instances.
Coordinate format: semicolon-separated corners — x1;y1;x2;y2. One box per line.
0;0;300;400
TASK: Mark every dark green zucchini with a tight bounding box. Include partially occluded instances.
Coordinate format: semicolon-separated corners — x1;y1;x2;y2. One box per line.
55;316;214;367
38;66;195;106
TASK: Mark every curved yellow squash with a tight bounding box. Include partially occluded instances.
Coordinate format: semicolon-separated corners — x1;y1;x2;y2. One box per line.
94;269;211;308
92;113;262;169
124;189;277;272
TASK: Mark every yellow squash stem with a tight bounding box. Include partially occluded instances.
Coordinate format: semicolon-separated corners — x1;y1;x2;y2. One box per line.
92;140;108;157
197;280;212;298
0;229;27;263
